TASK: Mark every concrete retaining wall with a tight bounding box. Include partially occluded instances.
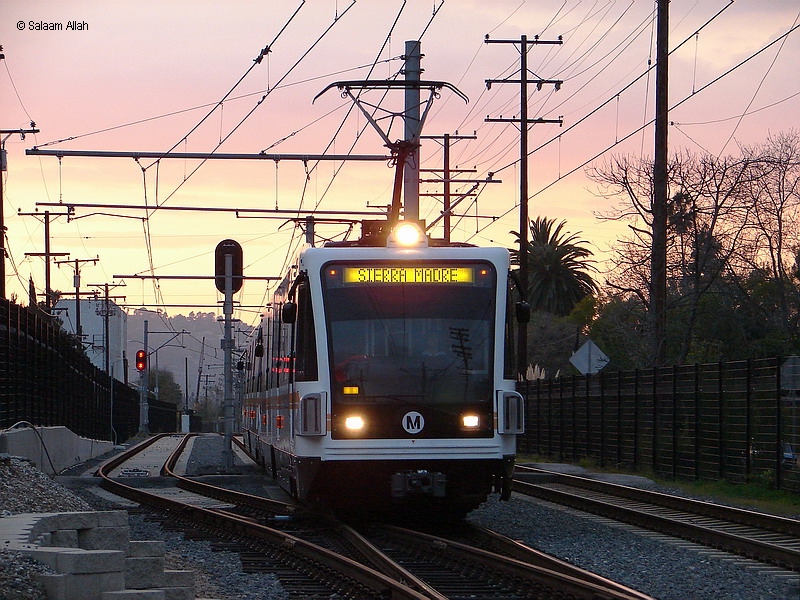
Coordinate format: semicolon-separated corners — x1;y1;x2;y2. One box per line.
0;426;113;475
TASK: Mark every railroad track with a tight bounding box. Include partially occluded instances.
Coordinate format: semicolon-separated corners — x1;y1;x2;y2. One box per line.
513;464;800;572
357;523;655;600
98;434;426;599
96;434;654;599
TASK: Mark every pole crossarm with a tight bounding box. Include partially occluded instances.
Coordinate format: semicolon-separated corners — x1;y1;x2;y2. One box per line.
24;251;69;258
313;79;469;105
484;35;563;45
419;178;502;184
1;127;39;139
26;149;391;162
485;117;563;126
420;168;477;174
485;78;563;91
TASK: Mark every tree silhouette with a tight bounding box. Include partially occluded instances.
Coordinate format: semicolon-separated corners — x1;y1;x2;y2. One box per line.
511;217;598;317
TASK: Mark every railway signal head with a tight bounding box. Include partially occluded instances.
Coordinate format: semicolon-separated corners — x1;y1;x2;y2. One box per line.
135;349;147;372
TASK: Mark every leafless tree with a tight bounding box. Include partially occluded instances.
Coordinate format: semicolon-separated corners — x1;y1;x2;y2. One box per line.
588;149;754;363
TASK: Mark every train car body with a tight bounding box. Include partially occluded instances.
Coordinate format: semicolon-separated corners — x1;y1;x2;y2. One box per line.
242;221;523;517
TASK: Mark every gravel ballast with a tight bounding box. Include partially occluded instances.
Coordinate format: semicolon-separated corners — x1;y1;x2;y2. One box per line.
1;439;798;599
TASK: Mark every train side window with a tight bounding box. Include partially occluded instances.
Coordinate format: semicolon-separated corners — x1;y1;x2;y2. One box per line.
271;312;283;389
504;276;517;380
294;281;318;381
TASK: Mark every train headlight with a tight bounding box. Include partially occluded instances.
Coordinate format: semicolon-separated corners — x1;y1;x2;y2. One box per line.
462;414;480;429
345;416;365;430
387;221;427;248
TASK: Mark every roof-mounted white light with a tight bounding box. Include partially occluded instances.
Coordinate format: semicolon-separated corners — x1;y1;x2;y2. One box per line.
387;221;428;248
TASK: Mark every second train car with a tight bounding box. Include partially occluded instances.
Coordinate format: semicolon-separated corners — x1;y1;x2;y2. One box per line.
242;220;525;518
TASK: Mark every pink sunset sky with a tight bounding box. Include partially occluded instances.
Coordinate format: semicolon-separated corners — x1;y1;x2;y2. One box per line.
2;0;798;326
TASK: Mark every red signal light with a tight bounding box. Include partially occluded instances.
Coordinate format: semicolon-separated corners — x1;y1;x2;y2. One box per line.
135;349;147;372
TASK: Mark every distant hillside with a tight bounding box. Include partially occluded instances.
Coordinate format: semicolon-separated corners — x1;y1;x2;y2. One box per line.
125;309;254;404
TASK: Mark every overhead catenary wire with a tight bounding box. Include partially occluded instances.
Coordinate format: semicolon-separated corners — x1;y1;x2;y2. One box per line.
151;1;359;209
486;0;736;179
7;1;795;324
464;15;800;247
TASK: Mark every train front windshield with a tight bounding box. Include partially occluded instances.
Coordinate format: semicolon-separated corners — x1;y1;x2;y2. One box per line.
322;262;496;434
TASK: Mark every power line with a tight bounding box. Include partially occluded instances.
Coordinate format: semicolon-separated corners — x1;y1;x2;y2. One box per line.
465;15;800;247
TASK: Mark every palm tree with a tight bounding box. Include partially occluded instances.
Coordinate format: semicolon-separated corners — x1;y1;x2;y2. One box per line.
511;217;598;316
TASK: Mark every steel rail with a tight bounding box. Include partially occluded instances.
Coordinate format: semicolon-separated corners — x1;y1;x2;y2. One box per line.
462;523;655;600
160;432;298;516
513;467;800;571
96;435;429;600
381;524;656;600
516;464;800;536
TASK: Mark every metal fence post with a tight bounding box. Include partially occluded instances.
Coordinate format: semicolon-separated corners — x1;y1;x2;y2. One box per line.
776;356;783;490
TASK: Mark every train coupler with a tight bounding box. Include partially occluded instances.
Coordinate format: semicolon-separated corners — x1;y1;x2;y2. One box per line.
391;470;447;498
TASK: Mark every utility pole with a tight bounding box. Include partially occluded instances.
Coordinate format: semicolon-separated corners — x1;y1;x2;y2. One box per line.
21;210;70;311
55;256;98;339
0;117;40;300
418;132;478;242
195;336;206;412
139;319;149;435
403;40;422;222
485;34;563;379
88;282;125;374
651;0;669;366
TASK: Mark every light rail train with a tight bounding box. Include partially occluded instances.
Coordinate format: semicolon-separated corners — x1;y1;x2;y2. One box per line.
241;219;525;518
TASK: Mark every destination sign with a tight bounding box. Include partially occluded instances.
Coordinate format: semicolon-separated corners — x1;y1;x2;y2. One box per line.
343;266;474;284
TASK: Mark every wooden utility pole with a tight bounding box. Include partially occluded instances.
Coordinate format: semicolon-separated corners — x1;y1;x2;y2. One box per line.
0;122;40;299
485;34;563;379
651;0;669;366
21;210;70;311
419;132;480;241
55;257;98;339
88;282;126;374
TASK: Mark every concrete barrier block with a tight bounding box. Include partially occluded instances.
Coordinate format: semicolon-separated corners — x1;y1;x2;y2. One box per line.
127;540;165;557
63;570;126;599
38;512;101;531
125;556;166;588
50;529;79;548
28;547;71;570
102;591;165;600
79;526;131;552
33;572;66;600
57;548;126;574
162;569;194;589
93;511;130;528
162;586;193;600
